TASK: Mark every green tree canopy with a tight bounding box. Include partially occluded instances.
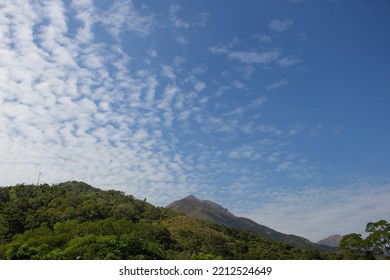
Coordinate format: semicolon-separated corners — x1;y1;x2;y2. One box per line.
0;181;335;260
338;220;390;260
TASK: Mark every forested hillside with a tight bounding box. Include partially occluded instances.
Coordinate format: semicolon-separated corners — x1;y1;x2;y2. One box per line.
0;181;339;260
167;195;325;249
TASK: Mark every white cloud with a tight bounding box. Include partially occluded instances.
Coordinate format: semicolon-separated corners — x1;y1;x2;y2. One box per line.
268;19;294;32
194;81;207;92
249;97;267;108
191;64;208;75
209;45;228;55
287;124;303;136
71;0;97;43
257;124;284;136
242;182;390;242
215;85;231;96
210;45;281;65
235;65;256;80
169;4;209;29
277;56;302;67
275;161;294;172
266;78;288;90
197;96;268;136
175;35;189;45
100;0;155;38
196;12;210;27
0;0;198;205
161;64;176;80
255;34;272;43
228;145;263;160
231;80;246;89
146;48;158;57
229;50;281;64
169;4;190;29
173;56;186;67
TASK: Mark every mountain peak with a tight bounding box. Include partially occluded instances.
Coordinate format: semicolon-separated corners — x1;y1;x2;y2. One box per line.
167;196;326;250
183;195;200;201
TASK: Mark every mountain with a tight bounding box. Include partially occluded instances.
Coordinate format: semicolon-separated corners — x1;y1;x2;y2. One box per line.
317;235;343;247
0;181;334;259
167;195;328;250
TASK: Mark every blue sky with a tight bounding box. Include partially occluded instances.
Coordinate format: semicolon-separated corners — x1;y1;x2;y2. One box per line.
0;0;389;241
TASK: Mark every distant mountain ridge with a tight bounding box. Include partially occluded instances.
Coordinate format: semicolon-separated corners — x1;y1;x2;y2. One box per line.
167;195;328;250
317;235;342;247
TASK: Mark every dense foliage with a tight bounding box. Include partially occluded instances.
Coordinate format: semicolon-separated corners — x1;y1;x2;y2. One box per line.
337;220;390;260
0;181;337;260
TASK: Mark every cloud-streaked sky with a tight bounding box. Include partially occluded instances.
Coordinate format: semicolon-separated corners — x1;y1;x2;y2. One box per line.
1;0;389;242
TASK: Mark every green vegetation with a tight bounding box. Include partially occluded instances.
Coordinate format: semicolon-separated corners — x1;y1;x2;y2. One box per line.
168;195;325;249
338;220;390;260
0;181;343;259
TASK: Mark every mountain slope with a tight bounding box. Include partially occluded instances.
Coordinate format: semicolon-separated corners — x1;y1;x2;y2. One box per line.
317;235;343;247
0;181;333;260
167;195;327;250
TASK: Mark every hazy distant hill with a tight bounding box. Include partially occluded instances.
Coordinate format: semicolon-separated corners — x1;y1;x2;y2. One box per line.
167;195;327;250
317;235;343;247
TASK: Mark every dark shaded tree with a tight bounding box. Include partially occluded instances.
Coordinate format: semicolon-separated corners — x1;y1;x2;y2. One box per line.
338;220;390;259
